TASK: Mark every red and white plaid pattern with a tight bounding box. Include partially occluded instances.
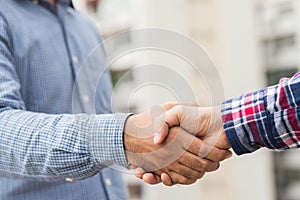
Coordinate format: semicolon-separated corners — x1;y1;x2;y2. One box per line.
222;72;300;155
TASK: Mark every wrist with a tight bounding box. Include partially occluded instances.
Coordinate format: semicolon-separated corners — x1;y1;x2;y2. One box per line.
123;115;137;166
217;129;231;149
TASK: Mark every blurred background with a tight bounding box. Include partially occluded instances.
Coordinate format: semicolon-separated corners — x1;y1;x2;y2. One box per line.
73;0;300;199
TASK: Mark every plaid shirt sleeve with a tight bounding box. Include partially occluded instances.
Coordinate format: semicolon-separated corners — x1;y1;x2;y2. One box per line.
222;72;300;155
0;15;130;182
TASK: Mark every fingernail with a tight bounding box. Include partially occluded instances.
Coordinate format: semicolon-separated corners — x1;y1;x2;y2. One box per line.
153;132;160;144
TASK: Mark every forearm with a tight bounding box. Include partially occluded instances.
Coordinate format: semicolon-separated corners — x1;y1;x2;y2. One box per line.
222;72;300;155
0;108;130;182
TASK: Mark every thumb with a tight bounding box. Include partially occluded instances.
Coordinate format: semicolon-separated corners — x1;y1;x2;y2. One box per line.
153;122;169;144
153;104;199;145
153;106;182;144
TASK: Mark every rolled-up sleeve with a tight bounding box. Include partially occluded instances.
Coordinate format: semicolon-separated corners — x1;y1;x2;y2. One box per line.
222;72;300;155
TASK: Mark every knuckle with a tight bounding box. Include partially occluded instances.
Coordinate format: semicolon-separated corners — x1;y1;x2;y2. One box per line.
164;182;173;186
190;179;197;184
180;169;189;178
214;162;220;171
162;102;177;109
170;126;181;134
208;161;220;172
178;176;188;184
217;150;228;161
161;103;170;111
172;105;182;116
162;180;172;186
186;170;198;179
208;149;224;162
191;158;203;170
194;163;203;172
198;173;205;179
182;178;197;185
193;171;203;179
199;160;209;172
173;104;181;111
162;181;172;186
168;171;178;184
169;171;185;184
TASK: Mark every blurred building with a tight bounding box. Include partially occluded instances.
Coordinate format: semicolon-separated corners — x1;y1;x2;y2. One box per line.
255;0;299;84
73;0;300;199
255;0;300;200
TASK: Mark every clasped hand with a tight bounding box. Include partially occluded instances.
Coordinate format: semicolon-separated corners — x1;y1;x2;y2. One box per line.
124;103;232;186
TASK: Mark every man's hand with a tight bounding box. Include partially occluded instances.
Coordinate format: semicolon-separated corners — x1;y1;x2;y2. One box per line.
155;106;230;149
124;103;231;185
136;105;231;186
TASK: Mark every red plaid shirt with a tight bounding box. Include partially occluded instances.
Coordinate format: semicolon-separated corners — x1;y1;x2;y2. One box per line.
222;72;300;155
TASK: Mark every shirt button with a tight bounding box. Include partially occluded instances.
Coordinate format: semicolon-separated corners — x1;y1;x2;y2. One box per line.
66;178;73;182
105;178;111;186
82;95;90;103
72;56;78;64
33;0;39;5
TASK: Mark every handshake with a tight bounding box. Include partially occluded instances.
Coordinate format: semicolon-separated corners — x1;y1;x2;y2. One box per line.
124;102;232;186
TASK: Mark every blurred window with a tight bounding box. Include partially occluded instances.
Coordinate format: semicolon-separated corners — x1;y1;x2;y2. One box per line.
272;36;295;56
267;68;298;86
278;2;294;16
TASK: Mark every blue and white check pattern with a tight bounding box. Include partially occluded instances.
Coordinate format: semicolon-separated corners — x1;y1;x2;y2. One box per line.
0;0;129;199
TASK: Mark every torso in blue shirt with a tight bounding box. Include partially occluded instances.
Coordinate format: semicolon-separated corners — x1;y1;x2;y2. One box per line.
0;0;128;199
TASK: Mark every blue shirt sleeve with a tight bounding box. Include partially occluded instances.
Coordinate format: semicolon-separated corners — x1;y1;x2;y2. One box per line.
0;13;130;182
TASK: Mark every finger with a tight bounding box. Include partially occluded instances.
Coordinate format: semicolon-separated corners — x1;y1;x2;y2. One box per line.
142;173;162;185
154;103;198;144
179;152;220;172
167;163;205;179
169;171;199;185
153;106;181;144
153;122;169;144
166;106;205;130
185;136;232;162
162;105;202;134
205;146;232;162
133;167;145;179
161;172;174;186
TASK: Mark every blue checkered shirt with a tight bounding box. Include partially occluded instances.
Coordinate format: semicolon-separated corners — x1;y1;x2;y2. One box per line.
0;0;130;199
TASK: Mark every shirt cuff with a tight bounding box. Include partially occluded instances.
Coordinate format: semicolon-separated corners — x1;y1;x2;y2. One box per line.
88;113;131;169
221;88;273;155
